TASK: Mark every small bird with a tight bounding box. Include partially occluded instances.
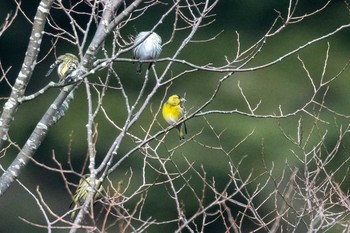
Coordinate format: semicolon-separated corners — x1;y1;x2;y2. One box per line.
69;174;103;220
133;31;162;73
46;53;79;83
162;94;187;140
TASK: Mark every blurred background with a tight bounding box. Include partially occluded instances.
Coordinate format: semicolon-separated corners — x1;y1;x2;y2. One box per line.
1;0;350;232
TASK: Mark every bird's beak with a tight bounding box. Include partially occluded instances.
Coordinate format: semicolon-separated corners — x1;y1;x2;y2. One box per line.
181;97;186;103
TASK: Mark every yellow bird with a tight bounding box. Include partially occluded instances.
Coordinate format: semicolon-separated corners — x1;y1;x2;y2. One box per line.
69;174;103;220
46;53;79;82
162;94;187;140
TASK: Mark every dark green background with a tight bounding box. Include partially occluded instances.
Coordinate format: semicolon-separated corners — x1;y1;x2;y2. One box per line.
0;0;350;232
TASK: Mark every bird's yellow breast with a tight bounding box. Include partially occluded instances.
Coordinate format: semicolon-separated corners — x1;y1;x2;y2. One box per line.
162;103;182;125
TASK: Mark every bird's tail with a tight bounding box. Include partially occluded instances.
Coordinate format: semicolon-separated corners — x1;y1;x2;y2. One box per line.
177;122;187;140
69;203;78;221
136;63;142;73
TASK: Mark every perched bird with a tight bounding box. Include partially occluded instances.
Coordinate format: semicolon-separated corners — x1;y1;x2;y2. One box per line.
46;53;79;83
69;174;103;220
133;31;162;73
162;94;187;140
